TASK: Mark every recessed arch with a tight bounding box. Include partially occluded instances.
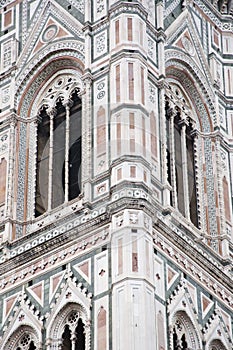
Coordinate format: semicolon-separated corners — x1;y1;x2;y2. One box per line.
209;339;227;350
165;51;219;240
165;81;200;226
15;58;85;225
3;325;40;350
47;302;90;350
17;57;84;117
171;310;201;350
34;77;82;216
166;65;214;133
165;45;218;134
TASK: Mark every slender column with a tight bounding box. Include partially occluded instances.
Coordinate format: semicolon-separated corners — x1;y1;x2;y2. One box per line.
64;101;71;202
180;117;190;219
71;332;76;350
160;89;171;206
81;77;92;201
31;119;39;219
84;321;91;350
168;108;178;209
47;108;55;211
57;339;63;350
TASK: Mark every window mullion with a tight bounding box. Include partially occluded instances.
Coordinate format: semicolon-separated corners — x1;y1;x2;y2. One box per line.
71;330;76;350
65;102;70;203
48;109;55;211
169;109;178;209
180;118;190;220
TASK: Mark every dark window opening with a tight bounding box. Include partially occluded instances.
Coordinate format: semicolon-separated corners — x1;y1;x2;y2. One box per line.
29;341;36;350
181;334;188;350
186;127;198;226
68;92;82;201
173;328;178;350
52;99;66;209
165;104;172;206
62;325;72;350
165;96;198;228
35;107;50;217
61;319;85;350
35;90;82;217
174;117;185;216
173;328;188;350
75;318;85;350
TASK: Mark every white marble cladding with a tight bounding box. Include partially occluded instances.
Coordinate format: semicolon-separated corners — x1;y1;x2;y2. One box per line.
111;187;151;204
93;76;109;175
112;209;152;232
94;250;108;295
93;0;107;22
0;131;9;157
111;161;150;187
1;205;107;263
94;29;108;59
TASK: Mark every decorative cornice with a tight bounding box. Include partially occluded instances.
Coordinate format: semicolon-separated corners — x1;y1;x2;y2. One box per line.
154;214;233;310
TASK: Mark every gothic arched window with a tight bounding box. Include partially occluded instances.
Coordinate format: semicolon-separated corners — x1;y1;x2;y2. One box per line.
35;83;82;217
5;329;38;350
61;313;85;350
171;311;200;350
209;339;227;350
15;333;36;350
166;85;198;227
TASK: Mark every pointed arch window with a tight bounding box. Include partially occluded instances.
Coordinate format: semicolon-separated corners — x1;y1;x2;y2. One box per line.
35;88;82;217
61;312;85;350
14;332;37;350
166;85;198;227
209;339;227;350
171;311;200;350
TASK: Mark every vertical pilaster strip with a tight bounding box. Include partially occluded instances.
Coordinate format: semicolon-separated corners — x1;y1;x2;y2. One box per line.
116;65;120;103
4;117;16;241
6;117;16;218
141;66;145;105
129;112;135;153
117;121;121;156
215;137;229;256
82;78;92;200
128;63;134;101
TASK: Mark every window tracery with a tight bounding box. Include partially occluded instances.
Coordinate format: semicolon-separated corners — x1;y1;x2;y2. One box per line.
171;311;200;350
209;339;227;350
3;326;39;350
15;333;37;350
165;84;199;227
47;302;90;350
61;317;85;350
35;75;82;217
